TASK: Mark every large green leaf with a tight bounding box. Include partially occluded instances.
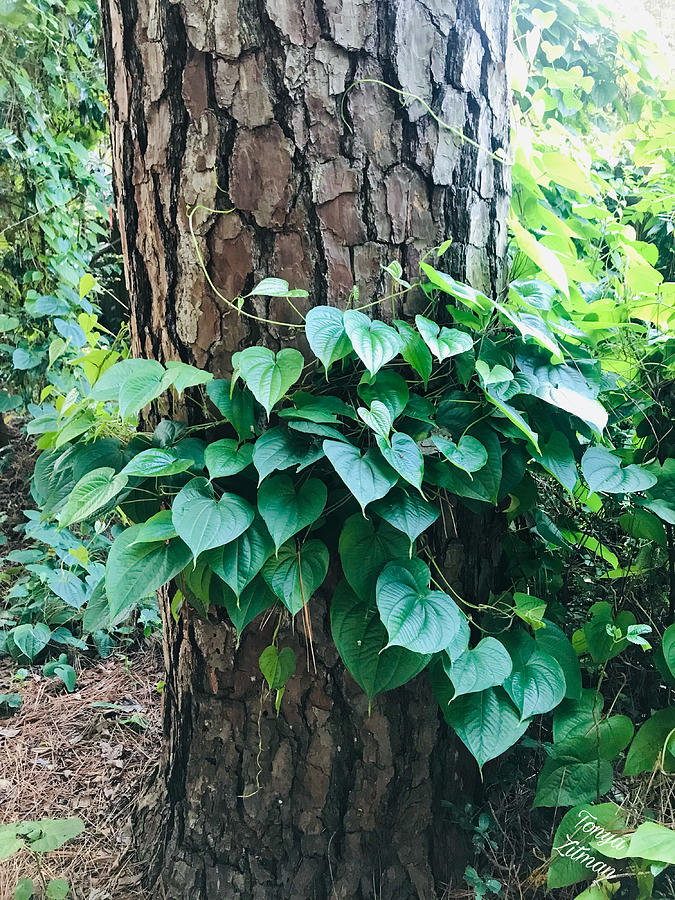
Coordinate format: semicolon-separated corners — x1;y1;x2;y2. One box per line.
419;264;492;312
377;433;424;493
233;347;304;416
581;447;657;495
663;623;675;679
330;580;431;700
118;371;166;421
261;539;329;614
357;370;410;420
206;517;274;599
305;306;352;371
623;707;675;775
90;358;164;402
504;631;566;720
171;477;255;560
204;439;253;479
121;448;194;478
106;527;192;621
11;623;51;660
343;309;402;376
257;475;327;550
338;513;411;601
431;434;487;475
444;637;513;699
323;440;398;512
518;360;607;435
626;821;675;865
415;315;473;362
431;662;530;770
376;558;463;654
161;360;213;394
372;489;440;544
58;467;128;527
132;510;178;543
534;757;613;808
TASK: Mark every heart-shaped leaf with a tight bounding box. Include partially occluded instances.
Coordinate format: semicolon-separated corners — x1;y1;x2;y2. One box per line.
305;306;352;371
206;517;274;598
535;620;582;699
121;448;194;478
262;539;329;614
234;347;304;416
11;623;51;660
247;277;308;298
257;475;327;550
582;447;657;494
331;580;431;699
357;400;392;439
338;513;411;601
106;526;192;621
343;309;402;376
219;575;277;636
259;645;296;690
377;433;424;493
432;434;487;475
415;315;473;361
443;637;513;699
204;439;254;479
59;467;128;527
161;360;213;394
132;510;178;543
206;379;256;442
623;707;675;776
430;660;530;770
119;371;166;420
535;433;578;495
372;489;440;543
504;631;566;720
172;477;255;560
323;440;398;512
376;558;463;654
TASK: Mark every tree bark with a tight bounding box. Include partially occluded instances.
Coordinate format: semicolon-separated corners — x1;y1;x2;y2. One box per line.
99;0;511;896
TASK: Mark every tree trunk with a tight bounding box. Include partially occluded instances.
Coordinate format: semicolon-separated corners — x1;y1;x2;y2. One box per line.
99;0;511;896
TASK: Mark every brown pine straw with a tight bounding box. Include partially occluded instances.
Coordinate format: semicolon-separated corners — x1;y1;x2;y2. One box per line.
0;646;162;899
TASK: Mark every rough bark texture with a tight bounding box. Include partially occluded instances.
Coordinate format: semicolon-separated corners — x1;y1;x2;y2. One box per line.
99;0;511;896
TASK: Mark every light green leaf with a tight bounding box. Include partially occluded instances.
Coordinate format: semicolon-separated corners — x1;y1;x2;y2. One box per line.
376;558;463;654
118;371;165;420
509;218;569;297
330;580;431;699
376;433;424;493
444;637;513;699
323;440;398;513
12;623;51;660
14;878;34;900
259;645;296;691
432;434;487;474
261;539;329;614
343;309;402;376
257;474;327;550
248;277;308;298
372;489;440;543
419;264;492;312
358;400;393;440
504;631;566;720
234;347;304;415
627;821;675;865
513;592;547;630
46;878;70;900
106;527;192;621
132;510;178;543
305;306;352;371
161;360;213;394
58;467;128;527
172;477;255;560
121;449;194;478
204;439;253;479
582;447;657;495
415;315;473;362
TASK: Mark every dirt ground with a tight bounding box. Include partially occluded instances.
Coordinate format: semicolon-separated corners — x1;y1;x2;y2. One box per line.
0;647;162;899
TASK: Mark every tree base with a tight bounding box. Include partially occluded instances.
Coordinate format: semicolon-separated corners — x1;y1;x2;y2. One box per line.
135;593;477;899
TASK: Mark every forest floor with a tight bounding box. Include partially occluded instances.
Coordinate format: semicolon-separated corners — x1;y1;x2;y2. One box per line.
0;423;161;899
0;648;161;899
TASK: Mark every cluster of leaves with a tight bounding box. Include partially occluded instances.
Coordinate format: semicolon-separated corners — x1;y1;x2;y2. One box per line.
0;0;118;413
0;816;83;898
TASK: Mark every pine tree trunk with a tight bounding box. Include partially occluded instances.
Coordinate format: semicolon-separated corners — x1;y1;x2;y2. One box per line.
100;0;511;896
